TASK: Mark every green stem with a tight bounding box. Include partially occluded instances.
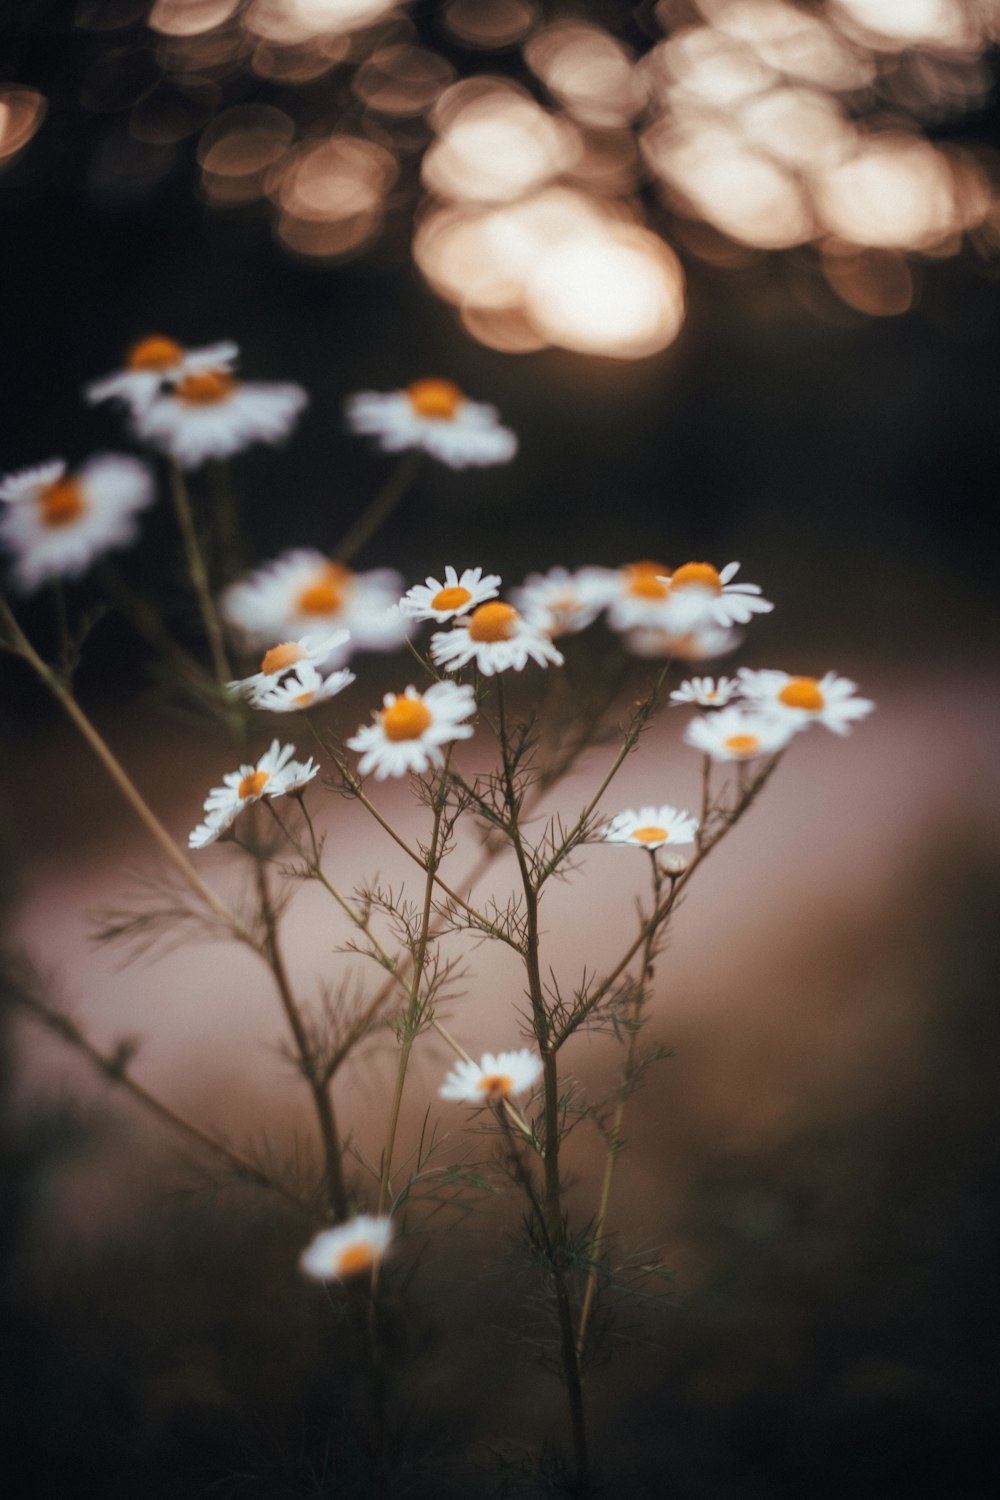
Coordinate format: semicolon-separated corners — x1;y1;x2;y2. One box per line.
168;460;231;690
333;450;422;566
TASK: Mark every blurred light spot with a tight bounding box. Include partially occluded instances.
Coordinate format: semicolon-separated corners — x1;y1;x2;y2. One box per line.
423;81;576;203
274;134;396;219
700;1;876;91
737;86;855;170
243;0;399;44
148;0;239;36
830;0;982;52
459;305;548;352
566;130;641;196
197;105;294;204
822;245;914;315
354;44;454;116
813;134;960;250
525;22;645;128
277;206;383;259
524;225;686;358
250;39;346;80
129;77;221;144
647;27;776;109
443;0;537;49
0;86;47;168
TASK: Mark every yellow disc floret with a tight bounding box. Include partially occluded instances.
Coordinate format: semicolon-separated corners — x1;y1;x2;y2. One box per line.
406;378;464;420
237;770;270;798
336;1242;377;1277
297;564;349;617
632;825;668;844
38;476;87;528
431;585;472;612
778;676;825;711
260;642;306;675
670;562;722;592
467;601;518;642
127;335;184;371
724;734;760;756
477;1073;514;1099
626;562;670;600
382;696;433;742
175;369;237;405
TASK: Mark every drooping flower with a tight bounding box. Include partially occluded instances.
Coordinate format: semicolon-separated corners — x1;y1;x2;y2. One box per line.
439;1050;543;1103
227;630;352;702
669;675;739;708
510;565;617;637
397;565;501;623
252;661;356;713
0;455;155;592
85;335;239;415
599;804;699;850
222;550;408;655
736;669;875;735
133;366;307;468
659;561;773;632
300;1216;393;1281
347;681;476;779
430;601;564;676
188;740;318;847
345;379;517;468
684;705;797;762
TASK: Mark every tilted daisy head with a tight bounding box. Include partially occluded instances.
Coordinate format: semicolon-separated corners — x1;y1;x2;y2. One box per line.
429;600;564;677
737;668;875;735
509;566;618;638
660;561;773;632
227;630;352;702
346;680;476;779
398;565;501;622
600;804;699;850
606;560;674;632
300;1215;393;1281
189;739;319;847
439;1049;543;1104
252;661;356;713
345;380;517;468
133;365;308;469
222;550;408;654
684;705;797;762
85;336;239;414
669;675;739;708
0;454;155;593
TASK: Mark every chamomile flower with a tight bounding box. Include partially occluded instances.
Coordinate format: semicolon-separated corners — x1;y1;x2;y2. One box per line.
510;565;617;637
600;805;699;850
222;550;408;655
85;335;239;415
300;1216;393;1281
0;454;155;593
660;562;773;632
347;681;476;779
253;661;355;713
227;630;352;702
439;1050;543;1104
605;561;675;632
345;379;517;468
684;705;797;762
133;367;308;469
398;565;501;623
188;740;318;847
430;601;564;677
624;624;742;661
669;675;739;708
736;669;875;735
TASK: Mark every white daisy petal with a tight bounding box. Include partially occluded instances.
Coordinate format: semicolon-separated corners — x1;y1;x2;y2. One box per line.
227;630;353;701
669;675;739;708
85;336;240;415
510;566;617;637
221;550;409;655
345;380;517;469
660;561;774;633
346;681;476;779
189;739;318;846
599;804;700;849
398;565;502;622
684;705;798;762
300;1215;393;1281
253;662;356;713
439;1049;543;1103
737;668;875;735
429;601;564;677
133;368;307;469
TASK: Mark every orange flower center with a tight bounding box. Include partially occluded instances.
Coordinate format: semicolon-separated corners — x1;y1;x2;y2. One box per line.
431;585;472;612
337;1242;377;1277
670;562;722;592
297;564;350;617
260;642;306;674
467;601;518;642
127;334;184;371
477;1073;514;1098
724;734;760;756
237;770;270;798
407;378;464;420
295;691;316;707
632;825;668;844
38;476;87;528
382;696;433;742
174;369;237;405
778;676;824;711
626;562;670;600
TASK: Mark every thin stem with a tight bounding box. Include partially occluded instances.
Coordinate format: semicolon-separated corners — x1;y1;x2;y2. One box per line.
168;460;231;690
333;450;422;565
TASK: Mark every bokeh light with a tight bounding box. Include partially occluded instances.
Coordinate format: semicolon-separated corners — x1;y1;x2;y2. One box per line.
0;87;47;170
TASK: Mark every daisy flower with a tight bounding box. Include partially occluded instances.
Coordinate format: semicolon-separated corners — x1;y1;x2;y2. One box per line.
347;681;476;779
509;565;617;637
684;705;797;762
188;739;318;847
430;601;564;677
605;560;675;632
221;550;409;655
669;675;739;708
439;1050;543;1104
300;1215;393;1281
133;366;308;469
345;378;517;468
227;630;352;702
398;565;501;623
736;669;875;735
0;454;155;593
85;335;239;415
600;804;699;850
660;562;773;632
252;661;355;713
624;624;742;661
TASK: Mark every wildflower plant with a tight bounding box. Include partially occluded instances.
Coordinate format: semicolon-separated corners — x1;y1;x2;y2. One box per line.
0;338;875;1497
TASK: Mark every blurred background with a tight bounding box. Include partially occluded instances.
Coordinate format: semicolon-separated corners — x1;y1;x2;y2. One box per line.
1;2;999;1496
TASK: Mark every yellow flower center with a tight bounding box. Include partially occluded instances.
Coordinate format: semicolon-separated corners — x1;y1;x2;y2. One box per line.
431;585;473;612
778;676;825;711
295;691;316;707
237;770;270;798
467;601;518;642
38;476;87;528
382;696;433;742
260;642;306;674
127;334;184;371
337;1242;377;1277
407;378;464;420
174;369;237;405
724;734;760;756
297;564;350;617
477;1073;514;1099
632;825;668;844
670;562;722;592
626;562;670;600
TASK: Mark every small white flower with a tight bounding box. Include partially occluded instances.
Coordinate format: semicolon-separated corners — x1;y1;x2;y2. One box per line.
510;566;617;637
398;565;501;623
439;1050;543;1103
0;454;155;592
188;739;319;846
606;560;675;632
669;675;739;708
347;681;476;779
222;550;409;655
624;623;742;661
133;367;308;469
430;601;564;677
346;379;517;468
85;335;239;415
600;804;699;850
227;630;352;702
253;661;355;713
300;1215;393;1281
736;669;875;735
684;705;797;762
660;562;773;632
